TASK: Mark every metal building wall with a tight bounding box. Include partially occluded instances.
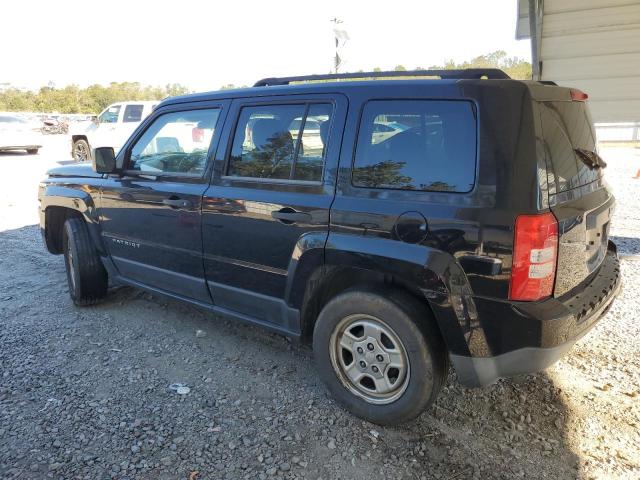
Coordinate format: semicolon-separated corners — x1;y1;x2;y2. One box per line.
517;0;640;123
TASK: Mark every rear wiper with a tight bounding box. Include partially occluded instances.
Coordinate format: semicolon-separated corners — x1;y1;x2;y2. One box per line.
575;148;607;170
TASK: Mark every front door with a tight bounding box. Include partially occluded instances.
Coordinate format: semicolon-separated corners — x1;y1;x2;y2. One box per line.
202;94;347;330
99;102;228;303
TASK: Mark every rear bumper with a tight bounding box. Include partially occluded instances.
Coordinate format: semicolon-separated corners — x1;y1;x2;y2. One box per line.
452;243;621;387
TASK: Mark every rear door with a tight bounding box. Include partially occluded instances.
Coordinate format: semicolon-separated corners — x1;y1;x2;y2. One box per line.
538;99;614;296
202;94;347;330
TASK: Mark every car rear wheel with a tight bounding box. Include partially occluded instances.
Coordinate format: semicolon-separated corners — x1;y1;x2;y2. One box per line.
27;148;39;155
313;289;448;425
63;217;108;306
72;139;91;162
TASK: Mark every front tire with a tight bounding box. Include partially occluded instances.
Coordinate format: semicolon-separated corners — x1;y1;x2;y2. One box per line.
63;217;108;306
313;289;447;425
72;139;91;162
27;148;39;155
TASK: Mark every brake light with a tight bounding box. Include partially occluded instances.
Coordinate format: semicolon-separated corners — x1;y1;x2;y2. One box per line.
192;127;204;142
509;212;558;301
570;89;588;101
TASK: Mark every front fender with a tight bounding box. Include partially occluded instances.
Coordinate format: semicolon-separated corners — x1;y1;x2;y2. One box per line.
39;184;105;254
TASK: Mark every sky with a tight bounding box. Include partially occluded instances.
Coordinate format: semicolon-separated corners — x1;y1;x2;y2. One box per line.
2;0;531;92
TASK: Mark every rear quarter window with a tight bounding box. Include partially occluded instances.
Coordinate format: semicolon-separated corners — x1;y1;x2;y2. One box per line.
352;100;477;193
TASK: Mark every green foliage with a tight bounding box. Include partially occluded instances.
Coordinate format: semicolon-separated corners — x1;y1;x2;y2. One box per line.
429;50;532;80
0;82;191;114
352;160;412;188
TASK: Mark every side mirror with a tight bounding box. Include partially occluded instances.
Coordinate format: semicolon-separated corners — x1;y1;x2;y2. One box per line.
91;115;99;124
93;147;118;174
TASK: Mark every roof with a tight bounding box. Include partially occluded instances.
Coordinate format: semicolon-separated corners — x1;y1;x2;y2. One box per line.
160;69;517;107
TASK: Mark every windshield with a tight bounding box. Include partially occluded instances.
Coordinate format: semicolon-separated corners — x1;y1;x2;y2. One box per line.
99;105;121;123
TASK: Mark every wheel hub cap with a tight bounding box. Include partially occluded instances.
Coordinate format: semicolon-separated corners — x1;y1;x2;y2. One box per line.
329;314;410;405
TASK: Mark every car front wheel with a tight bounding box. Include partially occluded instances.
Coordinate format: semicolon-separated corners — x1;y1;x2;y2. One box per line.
313;289;448;425
63;217;108;306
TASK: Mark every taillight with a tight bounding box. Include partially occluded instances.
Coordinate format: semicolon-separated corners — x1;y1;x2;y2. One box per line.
570;89;588;101
192;127;204;142
509;212;558;301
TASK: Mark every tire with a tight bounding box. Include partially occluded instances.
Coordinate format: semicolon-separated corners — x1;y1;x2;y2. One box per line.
27;148;39;155
313;288;447;425
72;139;91;162
62;217;108;306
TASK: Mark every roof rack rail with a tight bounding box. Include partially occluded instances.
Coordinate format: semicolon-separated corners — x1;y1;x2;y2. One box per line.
254;68;510;87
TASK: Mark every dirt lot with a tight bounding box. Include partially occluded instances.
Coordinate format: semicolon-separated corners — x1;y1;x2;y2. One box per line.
1;135;639;480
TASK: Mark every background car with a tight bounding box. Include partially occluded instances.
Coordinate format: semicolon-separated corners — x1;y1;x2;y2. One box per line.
70;101;158;162
0;114;42;154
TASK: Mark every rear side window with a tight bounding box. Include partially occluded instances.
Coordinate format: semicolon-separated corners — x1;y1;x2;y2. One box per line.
352;100;476;193
228;103;333;182
540;102;599;193
123;104;144;123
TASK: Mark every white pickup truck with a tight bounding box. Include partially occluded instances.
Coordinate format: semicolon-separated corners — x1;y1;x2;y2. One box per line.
71;101;158;162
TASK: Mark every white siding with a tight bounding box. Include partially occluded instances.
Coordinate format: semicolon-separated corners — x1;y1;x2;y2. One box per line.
517;0;640;123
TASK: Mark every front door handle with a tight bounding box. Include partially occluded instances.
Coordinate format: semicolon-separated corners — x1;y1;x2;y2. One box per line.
163;197;193;209
271;208;311;224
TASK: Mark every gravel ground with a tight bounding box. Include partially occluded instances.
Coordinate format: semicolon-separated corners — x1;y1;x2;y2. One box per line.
0;136;639;479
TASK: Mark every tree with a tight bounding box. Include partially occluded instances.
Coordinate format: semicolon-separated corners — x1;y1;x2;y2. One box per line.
429;50;532;80
352;160;412;188
0;82;192;114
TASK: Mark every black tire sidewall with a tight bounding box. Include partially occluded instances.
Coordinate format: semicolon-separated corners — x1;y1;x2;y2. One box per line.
313;290;445;425
62;217;107;305
63;220;83;302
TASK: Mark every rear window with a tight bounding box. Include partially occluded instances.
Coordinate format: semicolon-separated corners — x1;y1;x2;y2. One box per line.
540;101;599;193
352;100;476;193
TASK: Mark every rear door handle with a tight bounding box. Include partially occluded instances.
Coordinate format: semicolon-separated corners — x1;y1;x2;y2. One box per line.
163;198;193;209
271;208;311;224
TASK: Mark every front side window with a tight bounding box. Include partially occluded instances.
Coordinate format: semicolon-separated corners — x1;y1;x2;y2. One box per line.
99;105;121;124
123;104;144;123
352;100;477;193
228;103;333;182
128;108;220;176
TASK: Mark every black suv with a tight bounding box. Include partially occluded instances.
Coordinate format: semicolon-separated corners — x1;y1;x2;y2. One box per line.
39;69;621;425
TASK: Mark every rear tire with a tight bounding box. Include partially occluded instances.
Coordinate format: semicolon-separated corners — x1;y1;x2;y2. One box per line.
313;288;447;425
63;217;108;306
27;148;39;155
72;139;91;162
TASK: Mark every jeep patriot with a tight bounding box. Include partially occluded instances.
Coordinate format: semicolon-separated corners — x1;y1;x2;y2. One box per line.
39;69;621;424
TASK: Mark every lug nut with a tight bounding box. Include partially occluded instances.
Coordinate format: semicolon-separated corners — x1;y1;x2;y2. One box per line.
356;347;364;354
372;366;379;373
376;354;384;362
359;361;366;368
367;343;375;351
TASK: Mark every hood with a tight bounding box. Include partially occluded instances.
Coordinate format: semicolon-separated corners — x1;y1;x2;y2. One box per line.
46;163;103;178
